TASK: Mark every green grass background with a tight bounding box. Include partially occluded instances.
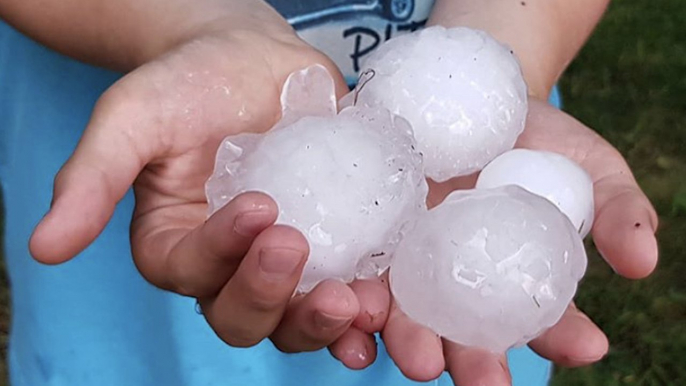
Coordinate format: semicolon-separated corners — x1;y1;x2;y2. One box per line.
551;0;686;385
0;0;684;385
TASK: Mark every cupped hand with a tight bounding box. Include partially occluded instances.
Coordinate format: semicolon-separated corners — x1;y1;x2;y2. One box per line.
375;98;659;385
28;5;389;361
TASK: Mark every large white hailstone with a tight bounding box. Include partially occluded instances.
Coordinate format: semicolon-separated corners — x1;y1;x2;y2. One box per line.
355;26;528;182
390;186;587;353
206;65;428;293
476;149;595;237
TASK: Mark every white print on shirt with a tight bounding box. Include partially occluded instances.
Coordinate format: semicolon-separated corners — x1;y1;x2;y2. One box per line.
267;0;435;85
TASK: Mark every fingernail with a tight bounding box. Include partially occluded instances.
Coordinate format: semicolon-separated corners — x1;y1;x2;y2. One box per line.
234;211;270;237
259;248;304;281
314;311;352;330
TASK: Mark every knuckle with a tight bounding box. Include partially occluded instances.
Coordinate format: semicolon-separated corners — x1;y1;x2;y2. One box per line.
131;254;174;293
170;281;201;298
240;277;288;313
93;84;139;122
247;286;286;313
168;260;210;298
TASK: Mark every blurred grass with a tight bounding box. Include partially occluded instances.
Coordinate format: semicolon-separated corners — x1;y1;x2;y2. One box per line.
0;0;684;385
552;0;686;385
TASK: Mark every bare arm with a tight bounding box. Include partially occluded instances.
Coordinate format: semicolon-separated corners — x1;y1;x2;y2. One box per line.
0;0;289;71
428;0;610;100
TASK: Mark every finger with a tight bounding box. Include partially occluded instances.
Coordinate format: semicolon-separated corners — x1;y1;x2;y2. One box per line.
349;276;390;334
591;175;659;278
132;191;278;297
583;144;658;278
327;275;389;370
529;303;609;368
382;299;445;382
328;326;378;370
271;280;359;353
326;275;388;369
198;225;308;347
519;100;658;278
29;83;158;264
444;342;511;386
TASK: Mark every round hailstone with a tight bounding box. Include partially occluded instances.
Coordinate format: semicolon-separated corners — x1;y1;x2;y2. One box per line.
476;149;595;237
206;65;427;293
390;186;587;353
355;26;528;182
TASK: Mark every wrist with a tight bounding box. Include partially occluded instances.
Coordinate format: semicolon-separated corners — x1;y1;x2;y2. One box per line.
130;1;294;70
427;0;608;101
427;2;557;100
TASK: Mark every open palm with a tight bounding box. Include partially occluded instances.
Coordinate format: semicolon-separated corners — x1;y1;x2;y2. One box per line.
28;24;394;356
371;98;659;385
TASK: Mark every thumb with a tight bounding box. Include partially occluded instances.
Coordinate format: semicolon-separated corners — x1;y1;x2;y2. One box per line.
29;85;157;264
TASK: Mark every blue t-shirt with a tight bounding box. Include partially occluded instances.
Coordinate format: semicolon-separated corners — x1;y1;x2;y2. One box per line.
0;1;555;385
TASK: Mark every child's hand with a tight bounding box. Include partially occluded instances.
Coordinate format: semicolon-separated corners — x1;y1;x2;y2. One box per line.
338;98;659;384
27;8;389;360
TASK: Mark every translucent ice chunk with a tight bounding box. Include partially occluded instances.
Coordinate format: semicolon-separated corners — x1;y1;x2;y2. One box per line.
356;26;528;182
390;186;587;353
206;65;428;293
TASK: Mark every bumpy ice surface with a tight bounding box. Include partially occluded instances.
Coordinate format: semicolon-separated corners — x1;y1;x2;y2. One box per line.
206;65;428;293
390;186;587;353
356;26;528;182
476;149;595;237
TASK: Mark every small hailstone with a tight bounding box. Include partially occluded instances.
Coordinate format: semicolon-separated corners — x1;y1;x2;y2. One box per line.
476;149;595;237
355;26;528;182
206;65;428;293
390;186;587;353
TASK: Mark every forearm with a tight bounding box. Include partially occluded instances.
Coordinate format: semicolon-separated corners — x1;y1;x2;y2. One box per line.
0;0;288;71
428;0;609;100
